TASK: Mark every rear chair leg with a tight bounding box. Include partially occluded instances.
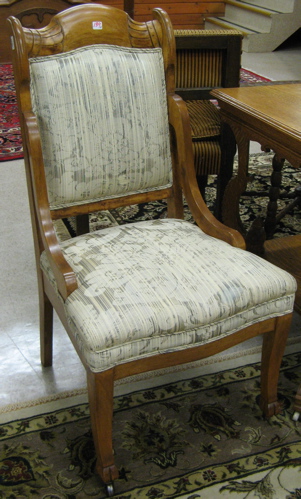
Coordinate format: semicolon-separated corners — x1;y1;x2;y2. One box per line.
260;313;293;417
87;369;119;489
40;290;53;367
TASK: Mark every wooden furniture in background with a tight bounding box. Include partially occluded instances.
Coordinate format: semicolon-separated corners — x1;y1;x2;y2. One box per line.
211;84;301;253
133;0;225;29
175;28;242;206
211;84;301;422
0;0;226;62
8;4;296;494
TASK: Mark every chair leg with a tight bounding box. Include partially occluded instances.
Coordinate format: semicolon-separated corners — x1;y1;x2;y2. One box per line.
76;214;90;235
87;369;119;488
215;122;236;220
259;313;293;417
40;290;53;367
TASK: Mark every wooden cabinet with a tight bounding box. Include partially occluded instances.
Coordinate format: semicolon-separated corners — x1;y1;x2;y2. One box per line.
134;1;225;29
0;0;225;62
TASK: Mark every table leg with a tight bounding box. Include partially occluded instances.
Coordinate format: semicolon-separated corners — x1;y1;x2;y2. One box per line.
215;122;237;220
264;154;285;239
76;214;90;235
221;125;250;234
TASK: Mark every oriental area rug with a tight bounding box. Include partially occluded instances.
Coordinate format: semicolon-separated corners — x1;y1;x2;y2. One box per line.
1;352;301;498
0;65;269;162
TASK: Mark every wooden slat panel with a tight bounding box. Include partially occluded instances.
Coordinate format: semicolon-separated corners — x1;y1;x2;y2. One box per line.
176;49;223;88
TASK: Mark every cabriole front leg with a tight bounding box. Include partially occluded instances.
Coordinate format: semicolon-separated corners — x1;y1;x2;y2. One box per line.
259;314;292;417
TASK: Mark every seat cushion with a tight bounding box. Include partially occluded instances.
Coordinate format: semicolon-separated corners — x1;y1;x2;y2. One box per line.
40;219;296;372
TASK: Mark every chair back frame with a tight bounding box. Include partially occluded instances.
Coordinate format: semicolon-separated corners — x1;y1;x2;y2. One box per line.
9;4;178;212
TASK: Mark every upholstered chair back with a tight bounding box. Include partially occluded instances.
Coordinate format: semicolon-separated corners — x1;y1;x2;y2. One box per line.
30;45;172;211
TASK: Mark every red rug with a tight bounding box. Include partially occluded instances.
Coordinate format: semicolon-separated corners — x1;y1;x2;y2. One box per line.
0;64;23;162
0;64;270;162
240;68;271;85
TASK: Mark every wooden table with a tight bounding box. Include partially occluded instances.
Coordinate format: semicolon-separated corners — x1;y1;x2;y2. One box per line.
211;83;301;419
211;83;301;250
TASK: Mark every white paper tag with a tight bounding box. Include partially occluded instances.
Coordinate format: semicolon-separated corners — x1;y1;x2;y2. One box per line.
92;21;103;30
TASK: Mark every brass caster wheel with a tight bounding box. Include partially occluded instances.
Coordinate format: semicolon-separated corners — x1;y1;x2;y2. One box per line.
106;483;114;497
292;411;300;422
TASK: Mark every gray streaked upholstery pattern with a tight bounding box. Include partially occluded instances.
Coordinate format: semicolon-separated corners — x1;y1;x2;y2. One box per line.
40;219;296;372
30;45;173;210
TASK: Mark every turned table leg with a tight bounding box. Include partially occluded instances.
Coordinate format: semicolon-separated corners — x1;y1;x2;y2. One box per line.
264;153;285;239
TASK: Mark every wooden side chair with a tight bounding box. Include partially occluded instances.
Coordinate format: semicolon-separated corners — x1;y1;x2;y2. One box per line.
8;5;296;496
175;29;242;214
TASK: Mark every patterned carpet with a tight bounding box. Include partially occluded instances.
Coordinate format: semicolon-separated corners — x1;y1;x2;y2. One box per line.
1;351;301;498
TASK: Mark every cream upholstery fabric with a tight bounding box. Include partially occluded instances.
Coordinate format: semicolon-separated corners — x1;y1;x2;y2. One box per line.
40;219;297;372
30;45;172;210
